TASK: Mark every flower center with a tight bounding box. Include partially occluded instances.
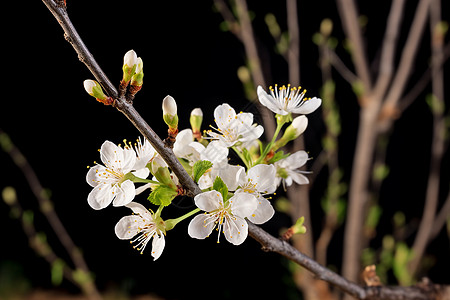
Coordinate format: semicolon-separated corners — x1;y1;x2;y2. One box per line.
269;84;308;109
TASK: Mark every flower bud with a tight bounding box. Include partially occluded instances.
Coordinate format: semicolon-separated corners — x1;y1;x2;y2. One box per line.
83;80;113;105
122;50;138;84
162;95;178;129
190;108;203;136
130;57;144;87
151;157;176;190
273;115;308;150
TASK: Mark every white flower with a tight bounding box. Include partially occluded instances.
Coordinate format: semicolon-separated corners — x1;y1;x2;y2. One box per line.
274;150;310;187
188;190;258;245
257;84;322;115
86;141;137;210
115;202;165;260
207;103;264;147
235;164;277;224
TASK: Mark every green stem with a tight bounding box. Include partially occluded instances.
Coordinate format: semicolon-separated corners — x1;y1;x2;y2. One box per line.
165;208;201;231
232;146;251;169
255;120;284;165
124;172;160;185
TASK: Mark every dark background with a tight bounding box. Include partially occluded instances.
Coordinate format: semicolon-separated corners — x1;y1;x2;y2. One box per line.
1;1;449;299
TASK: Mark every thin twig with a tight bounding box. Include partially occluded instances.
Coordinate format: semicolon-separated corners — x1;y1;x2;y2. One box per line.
336;0;372;91
381;0;433;114
371;0;405;99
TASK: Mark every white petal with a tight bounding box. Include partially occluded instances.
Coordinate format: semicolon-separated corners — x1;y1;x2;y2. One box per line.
290;97;322;114
239;124;264;143
247;197;275;224
285;150;309;168
132;168;150;179
229;193;258;218
125;201;152;218
194;190;223;212
122;147;137;172
202;141;228;164
135;183;153;195
188;214;215;239
224;216;248;245
87;184;114;210
86;165;104;187
289;172;310;185
151;234;165;260
247;164;277;193
115;215;143;239
214;103;236;130
213;164;245;191
257;86;285;115
99;141;121;167
112;180;135;207
173;129;194;158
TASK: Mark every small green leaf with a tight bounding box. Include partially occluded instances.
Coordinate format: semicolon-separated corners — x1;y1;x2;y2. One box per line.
51;259;64;286
192;160;213;183
213;176;228;201
148;185;178;207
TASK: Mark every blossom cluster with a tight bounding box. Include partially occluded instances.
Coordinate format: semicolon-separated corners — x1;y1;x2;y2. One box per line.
84;50;321;260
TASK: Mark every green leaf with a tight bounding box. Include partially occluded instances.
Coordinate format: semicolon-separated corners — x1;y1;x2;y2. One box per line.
192;160;213;183
213;176;228;201
148;185;178;207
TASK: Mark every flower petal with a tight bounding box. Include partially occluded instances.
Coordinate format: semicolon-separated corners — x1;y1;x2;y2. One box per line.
214;103;236;130
87;184;114;210
99;141;121;167
285;150;309;168
213;164;245;191
229;192;258;218
115;215;143;239
125;201;152;218
247;164;277;194
173;129;194;158
257;86;285;115
289;171;310;185
86;165;104;187
290;97;322;114
188;214;215;239
224;216;248;245
112;180;135;207
194;190;223;212
247;196;275;224
151;234;165;260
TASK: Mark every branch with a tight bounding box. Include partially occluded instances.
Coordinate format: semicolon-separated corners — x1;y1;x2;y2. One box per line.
40;1;450;299
336;0;372;91
381;0;433;111
371;0;405;99
0;129;101;300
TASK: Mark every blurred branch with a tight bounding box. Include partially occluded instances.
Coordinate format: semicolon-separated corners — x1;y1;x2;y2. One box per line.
336;0;372;91
40;0;450;299
0;130;101;300
214;0;276;138
408;0;447;276
371;0;405;99
286;0;300;85
381;0;433;118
